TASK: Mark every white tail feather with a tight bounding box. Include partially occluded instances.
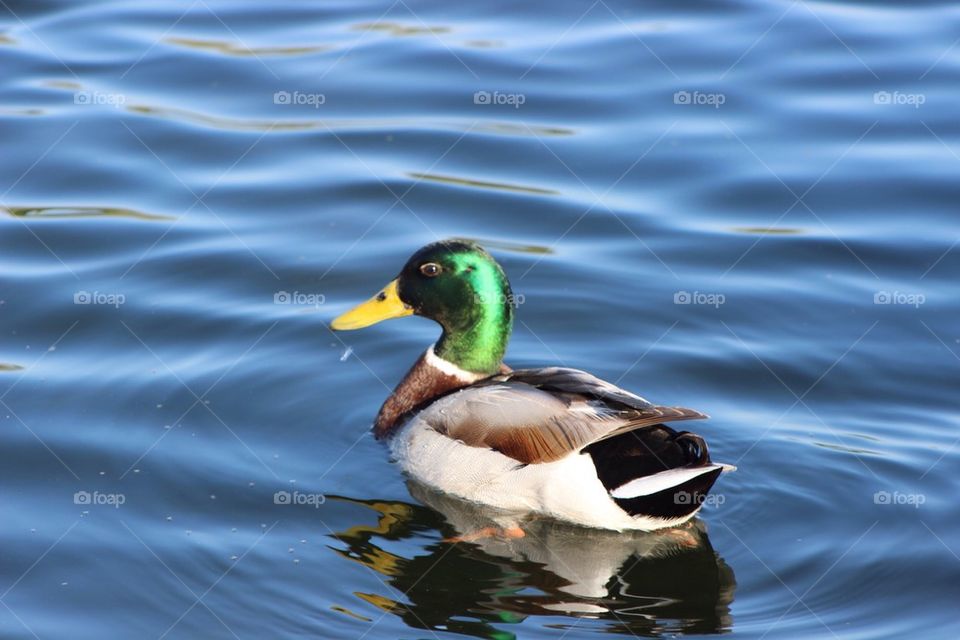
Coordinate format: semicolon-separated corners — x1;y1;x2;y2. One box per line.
609;463;733;499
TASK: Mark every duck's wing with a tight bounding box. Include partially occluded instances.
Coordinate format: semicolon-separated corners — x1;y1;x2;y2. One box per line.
421;367;706;465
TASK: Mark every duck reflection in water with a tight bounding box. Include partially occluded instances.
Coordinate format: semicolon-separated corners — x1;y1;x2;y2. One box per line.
326;482;736;639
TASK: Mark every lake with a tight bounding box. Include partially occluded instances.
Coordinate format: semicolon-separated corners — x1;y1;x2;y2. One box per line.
1;0;958;638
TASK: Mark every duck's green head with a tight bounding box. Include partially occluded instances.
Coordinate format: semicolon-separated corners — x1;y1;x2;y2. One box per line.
331;240;514;375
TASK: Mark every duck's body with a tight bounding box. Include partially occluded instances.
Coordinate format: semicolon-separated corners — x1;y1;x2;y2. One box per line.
332;240;732;532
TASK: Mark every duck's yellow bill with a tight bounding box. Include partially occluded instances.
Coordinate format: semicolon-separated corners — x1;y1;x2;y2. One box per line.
330;279;412;330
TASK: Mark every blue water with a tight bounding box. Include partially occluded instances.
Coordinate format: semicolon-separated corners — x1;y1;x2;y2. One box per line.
1;0;958;638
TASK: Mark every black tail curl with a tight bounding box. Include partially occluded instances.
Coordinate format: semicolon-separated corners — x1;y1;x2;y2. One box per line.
584;424;721;521
676;431;711;466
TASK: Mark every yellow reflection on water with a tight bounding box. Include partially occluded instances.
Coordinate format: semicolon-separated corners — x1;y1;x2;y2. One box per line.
408;172;558;195
4;206;172;221
451;236;554;255
730;226;804;235
165;37;330;56
353;22;451;37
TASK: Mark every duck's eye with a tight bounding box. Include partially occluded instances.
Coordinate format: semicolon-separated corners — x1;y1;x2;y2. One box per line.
419;263;442;277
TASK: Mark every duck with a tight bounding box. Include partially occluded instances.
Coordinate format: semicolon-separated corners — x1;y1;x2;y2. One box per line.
331;240;733;532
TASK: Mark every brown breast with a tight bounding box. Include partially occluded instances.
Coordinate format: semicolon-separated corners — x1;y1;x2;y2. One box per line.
373;353;471;438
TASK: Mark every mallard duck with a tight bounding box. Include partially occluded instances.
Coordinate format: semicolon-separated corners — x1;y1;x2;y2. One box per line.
331;240;733;531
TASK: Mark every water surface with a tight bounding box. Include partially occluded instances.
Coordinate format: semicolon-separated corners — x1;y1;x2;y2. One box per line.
1;0;958;638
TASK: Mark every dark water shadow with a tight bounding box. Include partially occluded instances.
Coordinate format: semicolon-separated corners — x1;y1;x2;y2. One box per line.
325;482;735;639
